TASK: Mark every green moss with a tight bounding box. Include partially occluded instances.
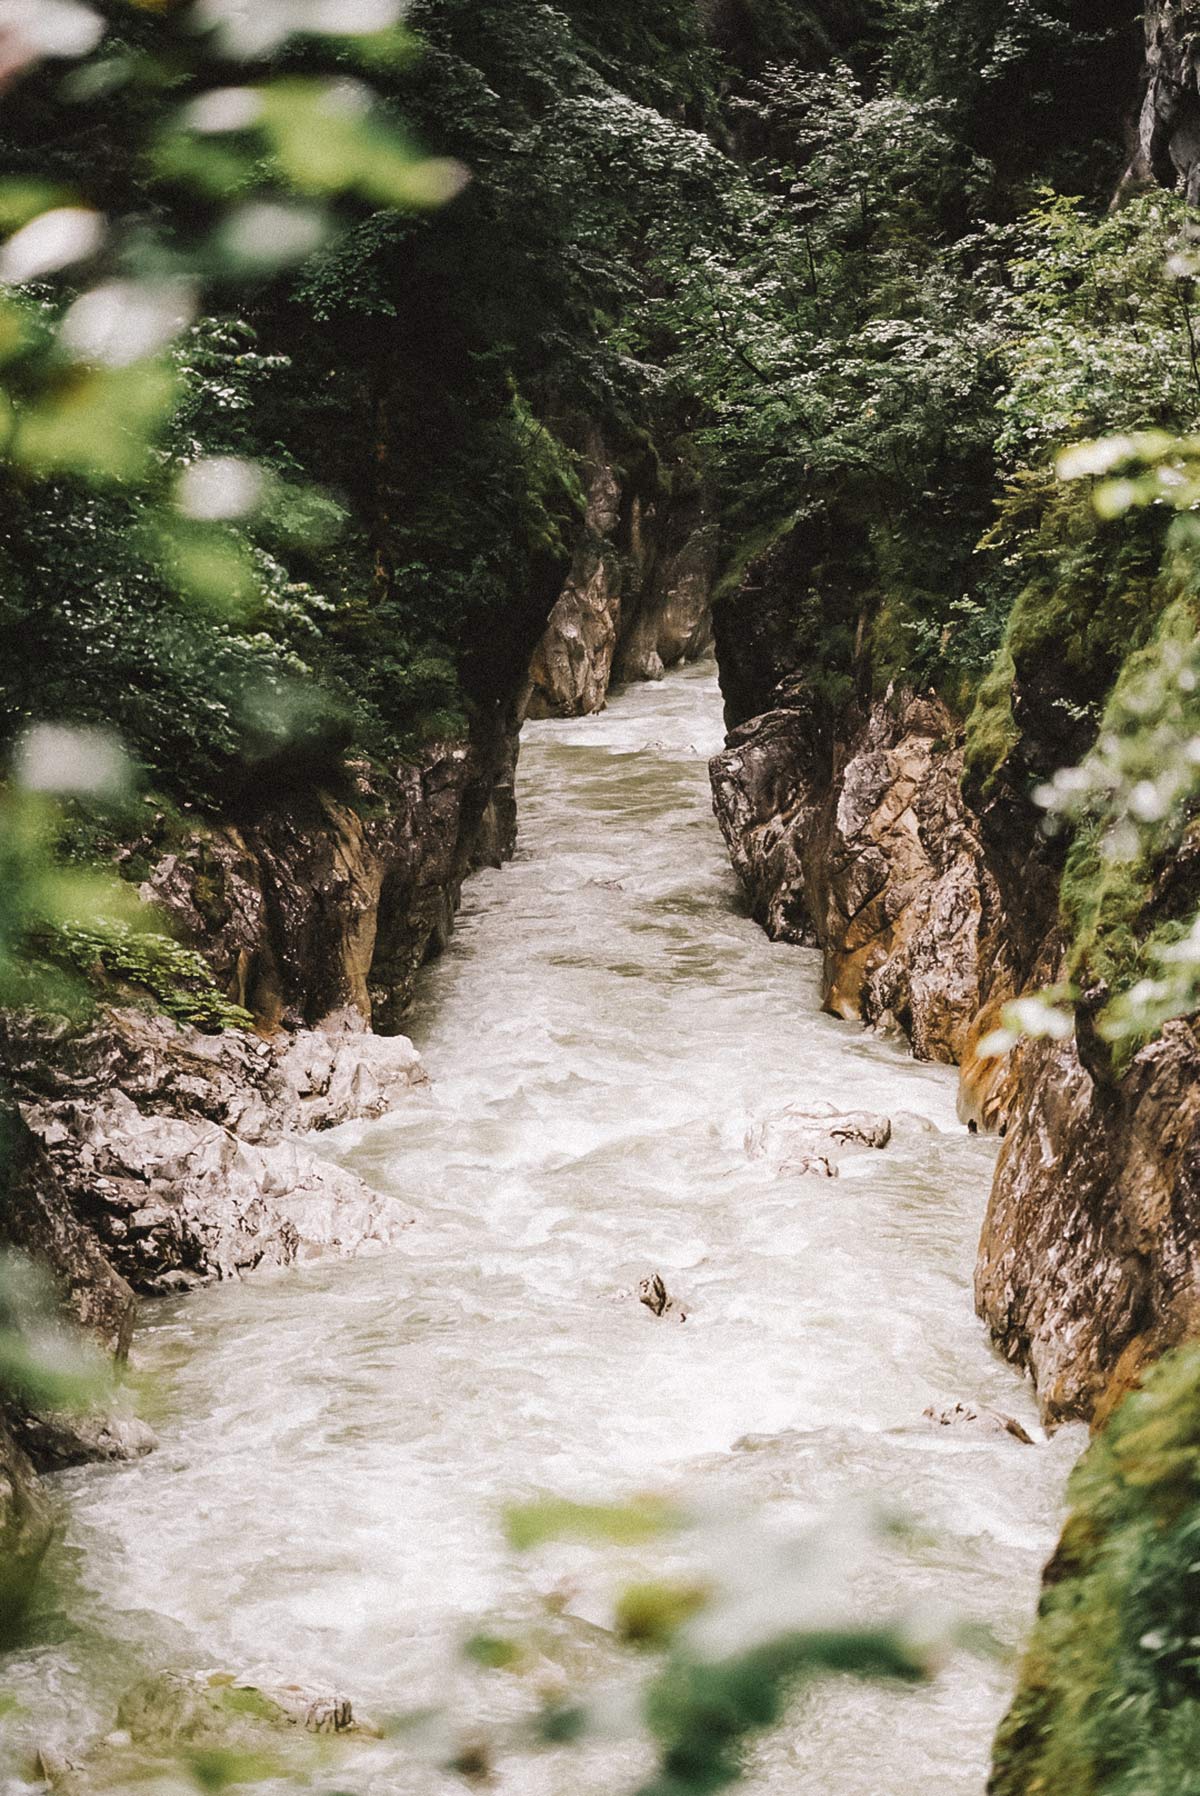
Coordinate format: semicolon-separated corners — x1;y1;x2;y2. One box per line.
991;1345;1200;1796
712;514;797;606
43;920;253;1034
962;645;1019;789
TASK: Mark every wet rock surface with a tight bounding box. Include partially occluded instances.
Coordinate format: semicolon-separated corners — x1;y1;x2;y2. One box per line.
713;687;1013;1063
921;1401;1034;1446
745;1101;892;1178
4;1009;426;1304
638;1272;687;1321
976;1022;1200;1427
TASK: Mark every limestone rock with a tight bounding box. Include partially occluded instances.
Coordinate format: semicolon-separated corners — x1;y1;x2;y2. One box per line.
616;498;716;685
745;1101;892;1176
712;687;1012;1064
975;1022;1200;1427
4;1007;424;1301
525;443;624;719
134;720;519;1038
525;436;715;719
638;1273;687;1321
12;1407;157;1471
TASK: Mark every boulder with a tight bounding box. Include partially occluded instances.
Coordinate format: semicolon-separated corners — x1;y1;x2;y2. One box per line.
638;1273;687;1321
745;1101;892;1177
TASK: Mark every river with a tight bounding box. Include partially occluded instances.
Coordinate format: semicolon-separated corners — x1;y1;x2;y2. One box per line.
3;662;1081;1794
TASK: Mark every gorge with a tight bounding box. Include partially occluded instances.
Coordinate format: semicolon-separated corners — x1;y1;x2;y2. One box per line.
4;2;1200;1793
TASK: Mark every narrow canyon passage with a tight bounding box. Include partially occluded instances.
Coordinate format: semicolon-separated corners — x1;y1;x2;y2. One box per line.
7;666;1081;1794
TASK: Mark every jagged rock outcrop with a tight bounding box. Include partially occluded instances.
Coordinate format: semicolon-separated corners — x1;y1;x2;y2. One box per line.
1121;0;1200;203
524;437;716;718
976;1021;1200;1427
3;1009;425;1304
524;441;625;719
712;682;1013;1063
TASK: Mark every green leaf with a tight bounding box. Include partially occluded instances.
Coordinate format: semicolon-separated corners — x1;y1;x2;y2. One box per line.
504;1495;686;1552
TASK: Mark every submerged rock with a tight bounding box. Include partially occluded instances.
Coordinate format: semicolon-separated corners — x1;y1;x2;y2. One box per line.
922;1401;1034;1446
38;1669;379;1793
745;1101;891;1177
117;1670;374;1743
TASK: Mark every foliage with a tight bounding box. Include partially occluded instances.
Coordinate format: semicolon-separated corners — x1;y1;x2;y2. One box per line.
40;919;254;1033
445;1496;940;1795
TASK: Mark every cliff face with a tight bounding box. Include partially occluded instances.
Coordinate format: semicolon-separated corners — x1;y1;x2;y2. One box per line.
523;435;716;720
137;713;519;1040
977;1023;1200;1427
712;681;1012;1065
1122;0;1200;202
708;537;1200;1429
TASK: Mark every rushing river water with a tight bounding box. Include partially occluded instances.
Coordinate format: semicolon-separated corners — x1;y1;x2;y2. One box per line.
4;663;1082;1794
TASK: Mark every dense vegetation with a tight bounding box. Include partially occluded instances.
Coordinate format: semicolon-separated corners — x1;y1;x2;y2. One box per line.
5;0;1196;1043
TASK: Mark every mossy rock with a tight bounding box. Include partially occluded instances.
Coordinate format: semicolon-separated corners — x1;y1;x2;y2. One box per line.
990;1345;1200;1796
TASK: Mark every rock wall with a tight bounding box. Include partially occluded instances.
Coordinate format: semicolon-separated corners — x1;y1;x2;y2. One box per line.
137;714;519;1040
1121;0;1200;203
711;680;1015;1065
707;537;1200;1429
976;1021;1200;1427
523;436;716;719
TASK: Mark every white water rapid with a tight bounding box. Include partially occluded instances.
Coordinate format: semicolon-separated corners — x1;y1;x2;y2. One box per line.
4;663;1082;1795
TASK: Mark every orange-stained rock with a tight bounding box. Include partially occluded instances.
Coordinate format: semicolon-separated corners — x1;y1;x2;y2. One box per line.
975;1022;1200;1427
